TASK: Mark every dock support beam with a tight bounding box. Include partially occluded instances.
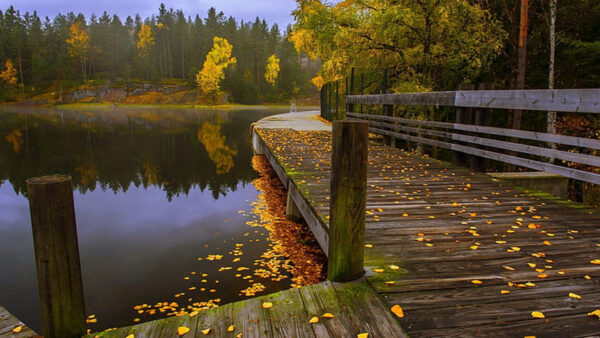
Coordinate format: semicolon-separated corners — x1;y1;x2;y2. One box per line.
27;175;86;338
286;189;304;223
328;121;368;282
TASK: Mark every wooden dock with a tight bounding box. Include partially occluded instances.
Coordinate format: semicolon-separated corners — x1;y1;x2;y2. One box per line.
251;112;600;337
0;306;37;338
86;279;406;337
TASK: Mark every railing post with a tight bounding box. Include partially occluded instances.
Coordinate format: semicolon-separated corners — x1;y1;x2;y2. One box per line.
471;83;494;171
335;80;340;120
381;69;395;146
27;175;86;338
453;83;474;166
328;121;368;282
347;68;355;114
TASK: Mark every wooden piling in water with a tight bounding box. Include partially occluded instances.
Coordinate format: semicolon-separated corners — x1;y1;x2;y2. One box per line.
328;121;368;282
26;175;86;338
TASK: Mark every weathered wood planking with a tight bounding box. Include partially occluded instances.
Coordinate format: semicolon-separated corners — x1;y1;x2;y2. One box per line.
86;279;407;338
347;89;600;113
0;306;38;338
252;121;600;337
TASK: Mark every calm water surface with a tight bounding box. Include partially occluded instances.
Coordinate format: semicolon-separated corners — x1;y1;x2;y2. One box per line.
0;106;296;332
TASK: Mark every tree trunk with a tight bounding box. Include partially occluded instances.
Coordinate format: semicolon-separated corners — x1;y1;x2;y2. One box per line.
514;0;529;130
17;47;25;95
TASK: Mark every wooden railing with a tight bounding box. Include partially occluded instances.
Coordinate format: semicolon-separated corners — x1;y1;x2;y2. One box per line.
346;89;600;185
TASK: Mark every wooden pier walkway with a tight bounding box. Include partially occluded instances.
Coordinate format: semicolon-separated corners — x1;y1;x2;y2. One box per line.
86;279;405;337
251;112;600;337
0;306;37;338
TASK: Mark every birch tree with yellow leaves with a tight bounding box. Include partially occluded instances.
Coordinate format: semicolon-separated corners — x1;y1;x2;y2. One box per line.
66;22;90;82
265;54;281;86
196;37;237;102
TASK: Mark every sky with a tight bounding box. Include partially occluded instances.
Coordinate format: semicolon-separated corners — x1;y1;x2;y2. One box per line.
3;0;299;29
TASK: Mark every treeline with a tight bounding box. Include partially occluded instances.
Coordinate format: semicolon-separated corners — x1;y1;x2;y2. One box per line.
0;4;319;103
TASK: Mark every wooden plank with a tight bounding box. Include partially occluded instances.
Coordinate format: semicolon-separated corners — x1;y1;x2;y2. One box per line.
332;279;408;338
347;92;456;106
298;281;358;337
0;306;38;338
455;89;600;113
348;89;600;113
348;112;600;150
262;289;314;338
232;294;272;338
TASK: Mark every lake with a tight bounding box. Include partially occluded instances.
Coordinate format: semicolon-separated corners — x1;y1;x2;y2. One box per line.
0;106;320;333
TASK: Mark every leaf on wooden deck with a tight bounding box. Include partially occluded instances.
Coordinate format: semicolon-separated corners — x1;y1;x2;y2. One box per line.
227;325;235;332
262;302;273;309
590;259;600;265
357;333;369;338
126;335;134;338
569;293;582;299
309;316;319;324
531;311;545;319
391;305;404;318
322;313;335;318
178;327;190;336
471;280;482;285
12;326;23;333
201;328;211;335
588;309;600;319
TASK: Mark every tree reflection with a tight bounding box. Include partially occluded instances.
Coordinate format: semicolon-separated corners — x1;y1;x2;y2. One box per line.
0;107;281;200
198;121;238;175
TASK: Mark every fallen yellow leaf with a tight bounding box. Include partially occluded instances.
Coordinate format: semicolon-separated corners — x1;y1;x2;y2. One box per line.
364;244;373;248
374;268;385;273
201;328;211;335
227;325;235;332
358;333;369;338
471;280;482;284
262;302;273;309
591;259;600;265
501;290;510;294
543;240;552;246
12;326;23;333
391;305;404;318
569;293;581;299
126;335;134;338
524;336;536;338
584;275;591;280
537;274;548;278
322;313;335;318
510;246;521;252
389;265;400;270
503;266;516;271
531;311;545;319
470;245;479;250
309;316;319;324
588;309;600;319
527;263;536;268
178;327;190;336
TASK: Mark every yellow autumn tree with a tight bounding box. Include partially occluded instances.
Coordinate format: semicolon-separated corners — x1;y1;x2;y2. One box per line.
66;22;90;82
0;59;18;88
137;24;155;58
265;54;280;86
196;37;236;102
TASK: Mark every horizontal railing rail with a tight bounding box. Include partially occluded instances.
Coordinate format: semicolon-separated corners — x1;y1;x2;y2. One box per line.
347;89;600;113
346;88;600;185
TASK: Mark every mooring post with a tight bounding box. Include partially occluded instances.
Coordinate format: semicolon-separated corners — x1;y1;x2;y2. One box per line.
328;120;368;282
26;175;86;338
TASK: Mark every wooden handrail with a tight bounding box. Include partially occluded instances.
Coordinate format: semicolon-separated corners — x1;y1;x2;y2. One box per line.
347;89;600;113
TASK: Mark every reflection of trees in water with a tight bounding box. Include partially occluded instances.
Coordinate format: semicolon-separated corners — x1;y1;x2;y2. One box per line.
4;129;23;153
0;108;283;199
198;121;238;175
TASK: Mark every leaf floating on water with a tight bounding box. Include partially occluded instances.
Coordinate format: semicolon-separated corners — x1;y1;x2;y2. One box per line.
391;305;404;318
178;327;190;336
569;293;582;299
322;313;335;318
262;302;273;309
531;311;545;319
309;316;319;324
471;280;482;284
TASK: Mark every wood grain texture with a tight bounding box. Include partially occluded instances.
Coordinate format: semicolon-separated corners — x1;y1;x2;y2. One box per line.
26;175;86;338
0;306;38;338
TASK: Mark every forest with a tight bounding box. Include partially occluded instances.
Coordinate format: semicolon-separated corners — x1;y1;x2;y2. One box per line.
0;4;319;104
